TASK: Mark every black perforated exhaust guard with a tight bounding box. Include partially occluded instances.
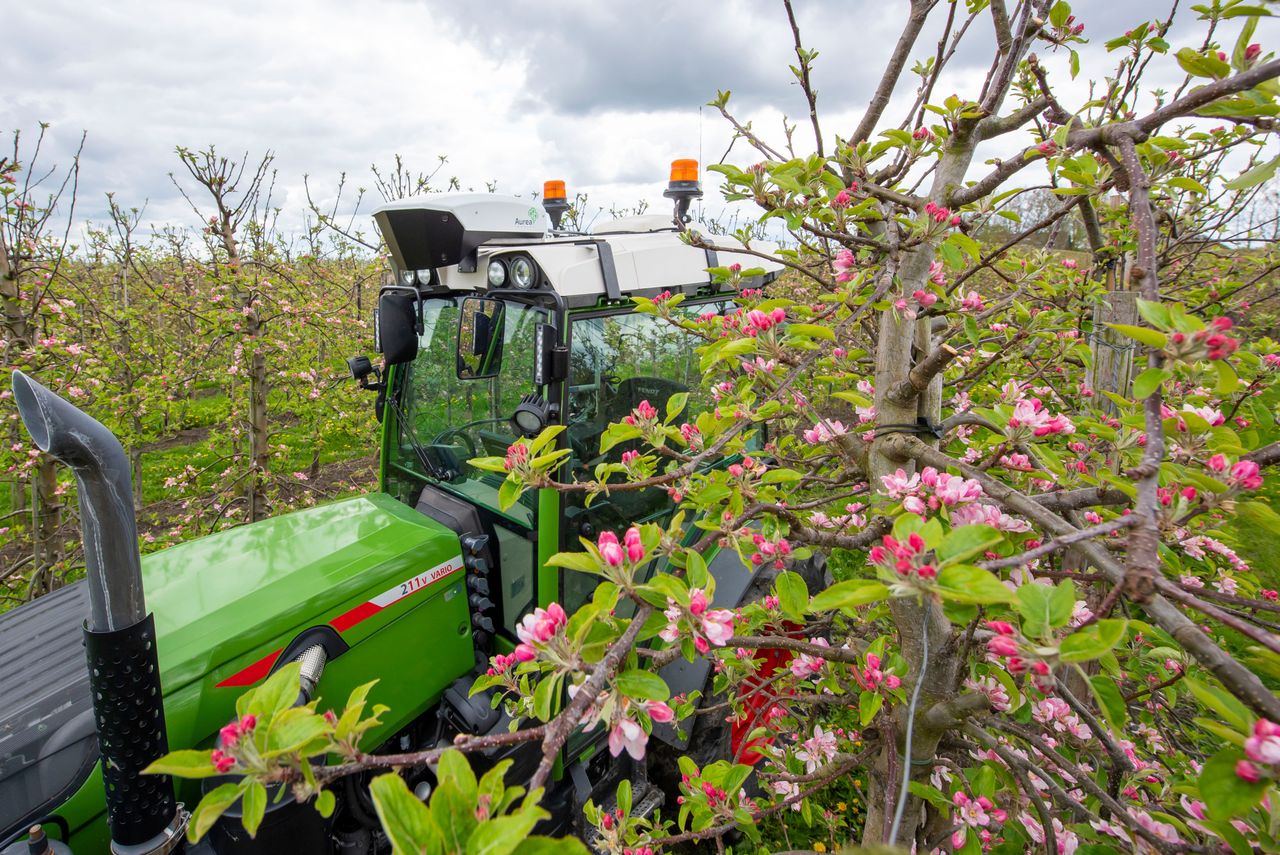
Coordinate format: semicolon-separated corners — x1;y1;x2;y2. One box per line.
84;613;177;847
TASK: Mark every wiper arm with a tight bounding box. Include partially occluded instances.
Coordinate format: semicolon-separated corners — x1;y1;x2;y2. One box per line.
388;393;453;481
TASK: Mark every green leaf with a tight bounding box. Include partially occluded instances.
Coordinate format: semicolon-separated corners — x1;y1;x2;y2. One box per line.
544;550;603;575
934;565;1014;605
433;750;479;853
189;783;243;843
247;661;303;720
1135;298;1171;329
265;706;330;757
241;780;267;838
616;669;670;701
1016;582;1075;638
1225;155;1280;190
1059;620;1128;662
1199;748;1267;821
1132;367;1171;399
143;749;222;779
1176;46;1231;79
467;811;547;855
1049;0;1071;27
665;392;689;423
370;772;440;854
859;690;884;726
775;571;809;621
512;838;591;855
1215;360;1241;394
1105;323;1168;348
786;322;835;341
1168;176;1209;194
809;579;890;612
497;478;522;512
315;789;336;819
532;674;561;722
1185;677;1252;734
1089;674;1127;730
937;524;1003;566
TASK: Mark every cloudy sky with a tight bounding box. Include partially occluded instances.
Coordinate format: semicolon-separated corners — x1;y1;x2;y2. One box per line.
3;0;1275;238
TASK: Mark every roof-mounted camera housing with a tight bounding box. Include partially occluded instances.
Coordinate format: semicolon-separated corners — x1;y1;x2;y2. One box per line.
374;195;549;275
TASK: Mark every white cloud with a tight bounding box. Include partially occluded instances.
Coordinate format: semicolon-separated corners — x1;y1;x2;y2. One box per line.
2;0;1275;238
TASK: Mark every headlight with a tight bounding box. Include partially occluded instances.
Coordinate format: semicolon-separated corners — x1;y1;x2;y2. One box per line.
415;269;432;285
510;255;536;289
399;269;416;287
487;259;507;287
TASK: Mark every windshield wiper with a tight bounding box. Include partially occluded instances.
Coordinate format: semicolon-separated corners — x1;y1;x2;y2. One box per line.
388;393;453;481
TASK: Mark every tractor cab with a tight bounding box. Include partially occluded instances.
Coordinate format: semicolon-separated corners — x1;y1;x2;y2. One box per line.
356;164;781;667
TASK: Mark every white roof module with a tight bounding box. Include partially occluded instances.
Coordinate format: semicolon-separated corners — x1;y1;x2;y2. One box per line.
373;194;783;304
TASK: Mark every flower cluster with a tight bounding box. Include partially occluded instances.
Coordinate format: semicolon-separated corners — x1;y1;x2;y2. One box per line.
1236;719;1280;783
1206;454;1264;491
985;621;1054;692
868;532;937;589
748;532;792;568
486;602;572;671
802;419;848;444
1008;397;1075;437
789;637;829;678
210;714;258;773
744;307;787;335
880;465;985;517
599;527;645;567
1166;316;1239;362
951;790;1007;850
923;200;962;226
502;442;529;473
830;183;858;209
660;587;735;653
856;651;901;691
832;248;856;283
622;399;659;426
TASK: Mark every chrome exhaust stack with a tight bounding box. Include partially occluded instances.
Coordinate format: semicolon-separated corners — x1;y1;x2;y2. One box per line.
12;371;186;854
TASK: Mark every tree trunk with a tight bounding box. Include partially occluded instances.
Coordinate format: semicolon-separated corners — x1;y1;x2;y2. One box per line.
248;346;269;521
29;458;61;598
131;446;144;513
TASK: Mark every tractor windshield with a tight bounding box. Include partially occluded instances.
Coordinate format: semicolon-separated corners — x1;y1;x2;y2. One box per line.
393;296;549;524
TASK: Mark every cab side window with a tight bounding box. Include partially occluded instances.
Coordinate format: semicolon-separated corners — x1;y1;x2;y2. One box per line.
560;302;727;612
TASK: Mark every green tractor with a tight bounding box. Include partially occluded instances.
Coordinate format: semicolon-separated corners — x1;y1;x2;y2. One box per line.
0;163;786;854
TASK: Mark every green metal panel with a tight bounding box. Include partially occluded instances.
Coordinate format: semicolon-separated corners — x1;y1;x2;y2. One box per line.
537;487;559;609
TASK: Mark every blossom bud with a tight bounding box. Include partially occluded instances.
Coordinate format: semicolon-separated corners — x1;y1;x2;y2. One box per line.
1236;760;1262;783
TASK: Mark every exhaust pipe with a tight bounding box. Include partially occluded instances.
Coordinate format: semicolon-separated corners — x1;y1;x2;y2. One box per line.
12;371;186;853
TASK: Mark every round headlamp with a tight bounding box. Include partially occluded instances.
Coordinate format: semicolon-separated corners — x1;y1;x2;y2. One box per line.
487;259;507;287
511;393;551;438
510;255;537;290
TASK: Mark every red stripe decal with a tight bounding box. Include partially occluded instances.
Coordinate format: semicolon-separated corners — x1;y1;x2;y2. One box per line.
216;648;282;688
330;601;383;632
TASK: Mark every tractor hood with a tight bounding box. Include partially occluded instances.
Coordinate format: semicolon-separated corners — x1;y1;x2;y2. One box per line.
0;491;466;836
145;491;463;691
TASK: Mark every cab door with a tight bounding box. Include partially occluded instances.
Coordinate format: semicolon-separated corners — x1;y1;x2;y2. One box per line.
557;299;732;615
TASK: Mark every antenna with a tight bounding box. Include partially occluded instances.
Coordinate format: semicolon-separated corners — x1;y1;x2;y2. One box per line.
697;105;704;220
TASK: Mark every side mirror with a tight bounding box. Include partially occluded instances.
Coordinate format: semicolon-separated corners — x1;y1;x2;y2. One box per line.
378;290;420;367
457;296;505;380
